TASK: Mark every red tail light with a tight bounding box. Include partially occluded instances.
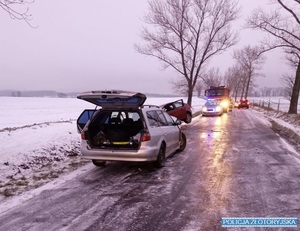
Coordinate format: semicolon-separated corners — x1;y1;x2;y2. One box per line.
141;132;151;142
81;132;86;140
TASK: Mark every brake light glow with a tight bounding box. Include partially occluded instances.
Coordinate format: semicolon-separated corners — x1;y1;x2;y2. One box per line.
81;132;86;140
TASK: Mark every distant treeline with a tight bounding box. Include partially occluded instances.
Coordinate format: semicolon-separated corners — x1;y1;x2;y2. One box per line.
0;90;78;98
0;90;181;98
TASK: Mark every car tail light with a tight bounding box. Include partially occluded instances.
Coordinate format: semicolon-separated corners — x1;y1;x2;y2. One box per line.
81;132;87;140
141;131;151;142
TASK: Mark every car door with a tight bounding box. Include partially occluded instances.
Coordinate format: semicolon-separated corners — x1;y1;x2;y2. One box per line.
170;100;186;121
162;111;180;152
77;109;96;133
156;110;179;154
145;110;173;153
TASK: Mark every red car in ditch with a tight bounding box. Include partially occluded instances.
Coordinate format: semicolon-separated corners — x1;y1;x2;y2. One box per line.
161;99;192;123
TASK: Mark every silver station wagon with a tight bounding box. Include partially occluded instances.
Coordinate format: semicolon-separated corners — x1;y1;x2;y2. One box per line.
77;90;187;168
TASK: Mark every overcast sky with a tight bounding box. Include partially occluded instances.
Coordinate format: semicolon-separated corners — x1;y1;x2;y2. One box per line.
0;0;291;94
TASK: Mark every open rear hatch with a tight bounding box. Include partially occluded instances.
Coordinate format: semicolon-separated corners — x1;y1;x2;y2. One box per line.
77;90;146;109
77;90;147;150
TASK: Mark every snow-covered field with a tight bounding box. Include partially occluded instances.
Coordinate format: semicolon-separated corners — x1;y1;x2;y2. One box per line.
0;96;205;203
0;95;299;212
250;97;300;113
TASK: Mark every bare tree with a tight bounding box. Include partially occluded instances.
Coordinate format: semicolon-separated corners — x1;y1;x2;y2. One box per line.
171;67;223;97
224;64;246;100
247;0;300;114
135;0;239;105
281;73;295;100
284;50;300;100
0;0;35;27
195;80;204;97
201;67;223;87
170;77;189;96
233;45;265;99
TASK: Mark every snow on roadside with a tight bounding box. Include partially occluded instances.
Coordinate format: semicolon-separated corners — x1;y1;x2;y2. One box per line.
0;96;205;204
1;95;298;209
250;106;300;153
0;121;89;200
0;97;93;203
251;106;300;136
1;121;75;165
0;162;95;213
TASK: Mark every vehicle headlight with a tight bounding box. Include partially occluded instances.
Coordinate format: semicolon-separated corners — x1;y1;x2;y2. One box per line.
216;106;222;112
221;101;229;108
202;107;207;112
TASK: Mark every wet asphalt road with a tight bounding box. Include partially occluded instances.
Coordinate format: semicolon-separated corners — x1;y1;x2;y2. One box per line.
0;109;299;231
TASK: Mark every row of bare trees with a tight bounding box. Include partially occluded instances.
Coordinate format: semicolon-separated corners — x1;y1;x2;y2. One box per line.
137;0;300;114
195;62;292;101
224;46;266;101
253;87;291;98
246;0;300;113
3;0;300;113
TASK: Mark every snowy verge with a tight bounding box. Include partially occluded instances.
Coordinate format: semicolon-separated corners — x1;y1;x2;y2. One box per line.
1;97;299;211
0;121;89;202
251;106;300;153
0;96;205;205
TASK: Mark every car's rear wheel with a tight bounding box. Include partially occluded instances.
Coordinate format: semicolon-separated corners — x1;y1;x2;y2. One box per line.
184;113;192;123
92;160;106;167
178;133;186;151
154;144;166;168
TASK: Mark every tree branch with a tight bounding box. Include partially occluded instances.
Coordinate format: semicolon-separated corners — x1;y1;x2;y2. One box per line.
277;0;300;25
0;0;36;27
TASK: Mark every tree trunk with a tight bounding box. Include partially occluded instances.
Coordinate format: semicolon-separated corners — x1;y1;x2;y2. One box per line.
245;73;251;99
187;87;193;106
240;83;245;99
288;61;300;114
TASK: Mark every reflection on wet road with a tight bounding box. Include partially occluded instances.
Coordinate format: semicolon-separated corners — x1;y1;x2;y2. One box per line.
1;110;300;231
191;113;233;230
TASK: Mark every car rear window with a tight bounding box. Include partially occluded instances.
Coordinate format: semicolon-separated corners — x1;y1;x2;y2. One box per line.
92;111;141;125
206;101;219;106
